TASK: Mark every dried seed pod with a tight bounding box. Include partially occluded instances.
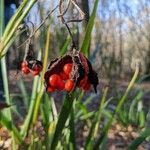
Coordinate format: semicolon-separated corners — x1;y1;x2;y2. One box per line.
20;41;43;75
26;55;43;71
20;54;43;76
44;48;99;93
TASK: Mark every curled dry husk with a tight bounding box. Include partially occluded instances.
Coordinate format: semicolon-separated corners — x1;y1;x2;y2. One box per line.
26;56;43;71
44;49;99;93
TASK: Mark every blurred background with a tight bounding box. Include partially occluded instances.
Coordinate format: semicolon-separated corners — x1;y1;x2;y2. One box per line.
0;0;150;149
4;0;150;79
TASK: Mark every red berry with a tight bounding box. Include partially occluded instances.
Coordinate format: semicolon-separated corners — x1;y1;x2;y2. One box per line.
21;61;28;68
60;72;69;80
57;80;65;90
49;74;61;87
63;63;73;75
47;86;55;92
65;79;74;92
21;67;30;74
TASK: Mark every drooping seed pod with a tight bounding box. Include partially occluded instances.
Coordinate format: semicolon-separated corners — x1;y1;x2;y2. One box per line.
28;60;43;76
44;48;99;93
19;46;43;76
20;40;43;76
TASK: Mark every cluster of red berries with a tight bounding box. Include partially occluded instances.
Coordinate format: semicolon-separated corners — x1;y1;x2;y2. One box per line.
20;60;42;76
47;63;74;92
46;62;91;93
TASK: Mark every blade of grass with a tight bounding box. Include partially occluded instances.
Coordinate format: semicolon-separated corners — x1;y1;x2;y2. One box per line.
81;0;99;57
50;93;74;149
69;106;76;150
21;52;42;139
0;111;22;143
85;88;108;149
128;128;150;150
21;26;50;138
80;111;95;120
0;0;20;148
0;0;37;57
20;75;40;138
47;97;58;149
129;91;143;122
17;78;29;109
0;27;25;60
93;65;139;149
32;26;51;123
60;36;71;56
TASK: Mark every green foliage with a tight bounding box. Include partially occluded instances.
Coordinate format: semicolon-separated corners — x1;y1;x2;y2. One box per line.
0;0;149;150
81;0;99;57
129;128;150;150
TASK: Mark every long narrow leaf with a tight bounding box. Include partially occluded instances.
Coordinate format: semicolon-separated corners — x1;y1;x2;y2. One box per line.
85;88;108;149
128;128;150;150
32;27;51;123
94;65;139;149
0;111;22;143
81;0;99;57
69;107;76;150
0;0;37;57
50;93;74;149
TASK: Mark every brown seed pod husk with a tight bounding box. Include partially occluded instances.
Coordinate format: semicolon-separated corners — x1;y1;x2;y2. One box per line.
44;48;99;93
25;55;43;71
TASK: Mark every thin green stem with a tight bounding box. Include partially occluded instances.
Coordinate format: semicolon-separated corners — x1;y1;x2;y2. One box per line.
0;0;37;57
32;27;51;123
21;76;39;138
0;0;20;147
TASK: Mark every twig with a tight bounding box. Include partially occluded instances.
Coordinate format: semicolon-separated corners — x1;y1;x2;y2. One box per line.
17;5;59;49
58;0;85;23
57;0;71;18
58;0;85;49
59;0;76;48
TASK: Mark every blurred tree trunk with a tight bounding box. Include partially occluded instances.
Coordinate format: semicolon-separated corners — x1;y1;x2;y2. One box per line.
144;0;150;75
80;0;90;55
81;0;90;30
145;36;150;74
116;0;123;77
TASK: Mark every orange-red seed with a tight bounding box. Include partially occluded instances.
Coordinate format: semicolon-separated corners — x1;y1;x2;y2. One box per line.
21;67;30;74
49;74;61;87
63;63;73;75
65;79;74;92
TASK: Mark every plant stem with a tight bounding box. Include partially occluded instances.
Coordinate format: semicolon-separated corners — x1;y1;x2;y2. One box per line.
32;27;51;123
0;0;37;57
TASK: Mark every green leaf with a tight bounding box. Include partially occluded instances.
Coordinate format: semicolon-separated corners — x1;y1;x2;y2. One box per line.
128;128;150;150
69;107;76;150
129;91;143;123
85;88;108;149
94;66;139;149
60;37;71;56
50;93;74;149
0;0;37;57
81;0;99;57
0;111;22;143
